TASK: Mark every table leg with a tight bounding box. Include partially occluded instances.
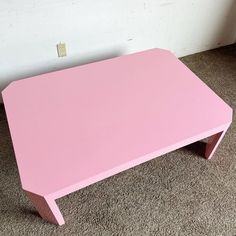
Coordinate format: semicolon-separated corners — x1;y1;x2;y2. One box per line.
24;190;65;225
205;129;227;159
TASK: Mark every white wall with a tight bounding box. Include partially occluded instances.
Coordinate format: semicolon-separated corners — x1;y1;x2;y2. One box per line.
1;0;236;98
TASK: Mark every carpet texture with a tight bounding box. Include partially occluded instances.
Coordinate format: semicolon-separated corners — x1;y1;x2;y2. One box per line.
0;45;235;236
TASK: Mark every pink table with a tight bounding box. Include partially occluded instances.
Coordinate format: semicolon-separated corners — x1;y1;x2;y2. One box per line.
2;49;232;225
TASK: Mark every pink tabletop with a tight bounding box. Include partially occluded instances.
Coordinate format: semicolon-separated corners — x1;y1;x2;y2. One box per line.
2;49;232;199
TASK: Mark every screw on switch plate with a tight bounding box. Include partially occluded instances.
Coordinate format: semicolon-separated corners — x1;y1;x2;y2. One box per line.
57;42;67;57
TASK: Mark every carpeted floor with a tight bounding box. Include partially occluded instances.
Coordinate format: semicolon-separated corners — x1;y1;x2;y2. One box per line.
0;45;235;236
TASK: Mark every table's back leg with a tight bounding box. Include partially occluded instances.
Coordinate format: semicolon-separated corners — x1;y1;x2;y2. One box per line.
24;190;65;225
205;129;228;159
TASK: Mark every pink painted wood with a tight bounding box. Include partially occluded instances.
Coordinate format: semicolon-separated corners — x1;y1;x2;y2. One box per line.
2;49;232;225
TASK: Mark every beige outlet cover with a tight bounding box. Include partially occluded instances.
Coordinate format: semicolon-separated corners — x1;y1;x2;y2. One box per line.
57;43;67;57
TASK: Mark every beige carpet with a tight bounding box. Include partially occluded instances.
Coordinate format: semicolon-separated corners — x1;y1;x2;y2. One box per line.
0;45;235;236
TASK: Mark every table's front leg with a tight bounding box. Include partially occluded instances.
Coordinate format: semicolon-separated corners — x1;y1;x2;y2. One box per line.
205;129;228;159
24;190;65;225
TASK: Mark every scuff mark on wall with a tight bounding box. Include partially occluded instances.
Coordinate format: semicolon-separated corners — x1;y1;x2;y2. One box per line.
160;2;175;7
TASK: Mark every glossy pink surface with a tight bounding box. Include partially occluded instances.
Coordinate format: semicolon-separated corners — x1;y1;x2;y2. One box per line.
3;49;232;201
